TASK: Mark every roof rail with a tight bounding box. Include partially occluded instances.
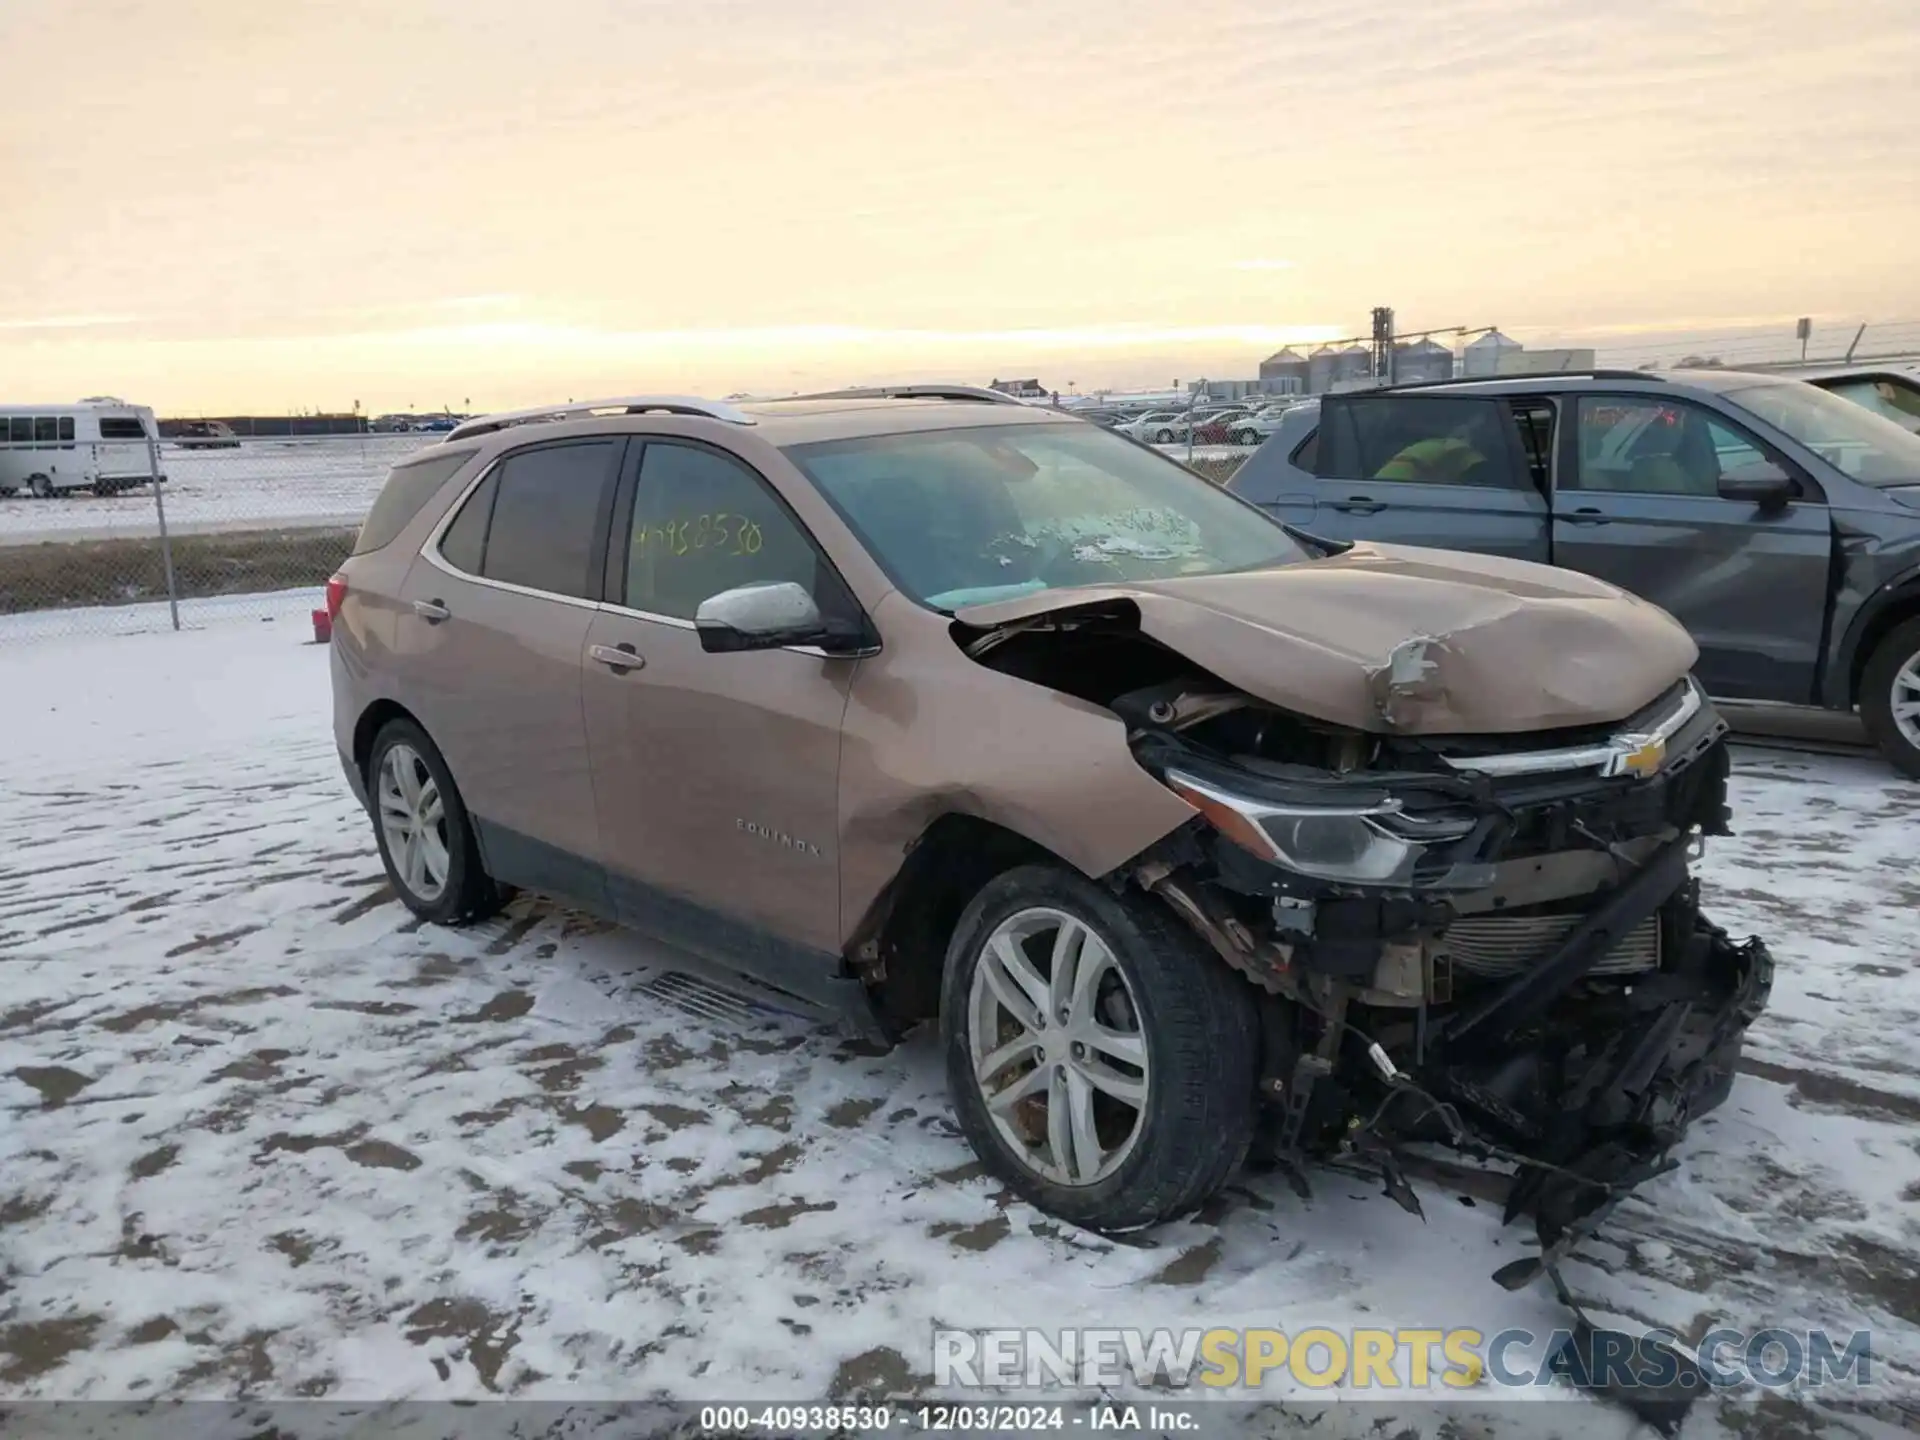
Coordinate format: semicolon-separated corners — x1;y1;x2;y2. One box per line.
786;383;1028;405
1376;370;1664;392
443;394;756;444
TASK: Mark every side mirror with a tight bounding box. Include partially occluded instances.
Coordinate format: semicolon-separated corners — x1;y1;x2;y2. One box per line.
694;581;875;656
1717;461;1795;510
694;581;825;653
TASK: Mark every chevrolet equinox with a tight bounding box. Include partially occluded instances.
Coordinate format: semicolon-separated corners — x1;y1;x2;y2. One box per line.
329;387;1772;1264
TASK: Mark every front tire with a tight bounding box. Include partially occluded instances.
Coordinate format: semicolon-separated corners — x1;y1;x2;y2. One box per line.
1861;616;1920;779
366;718;505;924
940;865;1259;1232
28;474;53;498
1153;428;1175;444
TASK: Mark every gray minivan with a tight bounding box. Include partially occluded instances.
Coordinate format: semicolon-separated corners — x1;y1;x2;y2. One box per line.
1226;371;1920;775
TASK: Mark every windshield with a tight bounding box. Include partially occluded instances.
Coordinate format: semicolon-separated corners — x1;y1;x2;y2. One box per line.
1820;377;1920;434
785;421;1308;610
1724;380;1920;485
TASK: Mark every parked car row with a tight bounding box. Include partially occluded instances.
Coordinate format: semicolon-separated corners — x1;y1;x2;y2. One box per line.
1098;400;1306;446
1224;365;1920;775
371;415;468;433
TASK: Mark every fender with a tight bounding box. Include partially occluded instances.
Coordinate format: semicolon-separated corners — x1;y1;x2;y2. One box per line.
835;593;1196;948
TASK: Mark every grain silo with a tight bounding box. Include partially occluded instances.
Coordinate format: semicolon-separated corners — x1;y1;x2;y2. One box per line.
1463;329;1523;377
1259;347;1310;390
1331;344;1373;386
1306;345;1337;394
1392;337;1455;384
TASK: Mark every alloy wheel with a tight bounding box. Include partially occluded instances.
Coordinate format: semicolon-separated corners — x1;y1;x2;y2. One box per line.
377;742;451;902
967;906;1150;1187
1895;650;1920;750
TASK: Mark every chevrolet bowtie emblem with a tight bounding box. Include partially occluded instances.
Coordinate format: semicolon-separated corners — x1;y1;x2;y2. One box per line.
1613;738;1667;778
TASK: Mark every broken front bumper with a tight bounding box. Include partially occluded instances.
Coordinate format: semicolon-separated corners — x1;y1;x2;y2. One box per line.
1408;894;1774;1254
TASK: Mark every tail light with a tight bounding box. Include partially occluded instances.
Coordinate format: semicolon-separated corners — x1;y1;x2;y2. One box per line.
325;572;348;621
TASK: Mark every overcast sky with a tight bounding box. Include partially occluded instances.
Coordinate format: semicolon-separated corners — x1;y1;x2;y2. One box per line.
3;0;1916;410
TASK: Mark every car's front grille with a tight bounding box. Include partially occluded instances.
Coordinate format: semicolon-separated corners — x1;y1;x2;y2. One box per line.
1437;912;1661;978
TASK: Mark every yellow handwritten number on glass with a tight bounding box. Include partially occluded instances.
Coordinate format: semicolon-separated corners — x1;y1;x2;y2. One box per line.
636;512;762;558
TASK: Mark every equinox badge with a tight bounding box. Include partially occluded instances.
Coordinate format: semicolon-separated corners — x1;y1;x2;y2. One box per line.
736;818;822;857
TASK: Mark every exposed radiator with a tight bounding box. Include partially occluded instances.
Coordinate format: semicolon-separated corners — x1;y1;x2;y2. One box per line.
1437;912;1661;979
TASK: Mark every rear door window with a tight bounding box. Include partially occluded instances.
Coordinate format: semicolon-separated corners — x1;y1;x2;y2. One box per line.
478;441;618;599
353;451;473;555
1315;396;1522;487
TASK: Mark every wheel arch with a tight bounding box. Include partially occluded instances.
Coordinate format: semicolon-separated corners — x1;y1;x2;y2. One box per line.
1844;574;1920;705
352;697;425;782
847;812;1078;1030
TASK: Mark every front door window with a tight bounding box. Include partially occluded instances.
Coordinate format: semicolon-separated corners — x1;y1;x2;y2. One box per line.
1571;398;1778;496
622;442;825;619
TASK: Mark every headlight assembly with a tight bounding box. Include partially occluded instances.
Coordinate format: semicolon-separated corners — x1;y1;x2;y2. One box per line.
1162;768;1471;885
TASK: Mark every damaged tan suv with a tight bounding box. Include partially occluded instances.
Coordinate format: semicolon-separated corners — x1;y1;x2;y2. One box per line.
329;385;1771;1273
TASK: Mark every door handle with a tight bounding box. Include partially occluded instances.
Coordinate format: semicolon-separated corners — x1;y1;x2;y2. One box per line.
1330;495;1385;514
412;598;450;622
1566;507;1611;526
589;642;645;673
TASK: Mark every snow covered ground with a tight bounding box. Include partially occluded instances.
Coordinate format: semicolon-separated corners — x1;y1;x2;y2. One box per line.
2;620;1918;1436
0;587;323;643
0;436;432;543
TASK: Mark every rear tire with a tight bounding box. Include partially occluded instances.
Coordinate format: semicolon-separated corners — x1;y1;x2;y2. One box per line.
366;718;506;925
940;864;1259;1232
28;475;53;498
1861;616;1920;779
1153;428;1175;444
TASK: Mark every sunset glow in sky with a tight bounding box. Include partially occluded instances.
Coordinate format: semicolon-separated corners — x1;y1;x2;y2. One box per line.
3;0;1916;411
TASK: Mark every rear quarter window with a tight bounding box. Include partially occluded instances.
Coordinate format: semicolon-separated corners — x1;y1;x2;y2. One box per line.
98;417;148;440
353;451;474;555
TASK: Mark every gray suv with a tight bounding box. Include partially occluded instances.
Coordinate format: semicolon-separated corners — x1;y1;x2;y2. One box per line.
1227;371;1920;774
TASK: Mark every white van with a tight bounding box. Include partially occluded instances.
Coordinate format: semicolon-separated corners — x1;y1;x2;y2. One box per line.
0;400;166;497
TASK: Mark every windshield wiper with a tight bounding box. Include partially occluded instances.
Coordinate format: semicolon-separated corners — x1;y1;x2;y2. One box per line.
1280;522;1354;557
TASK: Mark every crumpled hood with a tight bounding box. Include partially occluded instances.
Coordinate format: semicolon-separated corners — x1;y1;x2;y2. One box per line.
954;542;1699;735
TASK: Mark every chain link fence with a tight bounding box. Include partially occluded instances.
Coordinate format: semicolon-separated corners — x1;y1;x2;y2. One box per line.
0;427;437;640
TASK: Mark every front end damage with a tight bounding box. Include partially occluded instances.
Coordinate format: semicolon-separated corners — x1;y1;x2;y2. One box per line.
1118;671;1773;1267
959;585;1772;1283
